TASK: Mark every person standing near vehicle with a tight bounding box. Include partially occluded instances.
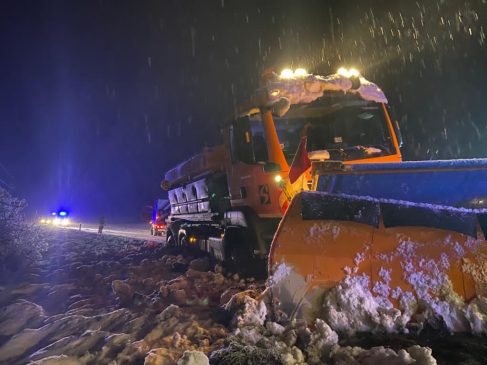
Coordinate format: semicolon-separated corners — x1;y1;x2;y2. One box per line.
98;216;105;234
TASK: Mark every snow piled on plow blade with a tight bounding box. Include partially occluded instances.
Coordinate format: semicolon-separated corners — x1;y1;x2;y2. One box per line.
268;250;487;335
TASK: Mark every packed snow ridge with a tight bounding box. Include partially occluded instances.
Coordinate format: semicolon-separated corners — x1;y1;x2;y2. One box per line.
218;287;438;365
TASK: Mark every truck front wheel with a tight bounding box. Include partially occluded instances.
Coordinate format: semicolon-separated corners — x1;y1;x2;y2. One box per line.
179;233;188;246
224;227;255;277
166;233;176;247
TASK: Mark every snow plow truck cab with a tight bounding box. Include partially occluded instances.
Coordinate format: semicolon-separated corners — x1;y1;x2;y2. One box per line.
161;67;404;276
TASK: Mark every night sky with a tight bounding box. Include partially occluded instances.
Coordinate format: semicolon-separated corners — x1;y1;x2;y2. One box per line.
1;0;486;221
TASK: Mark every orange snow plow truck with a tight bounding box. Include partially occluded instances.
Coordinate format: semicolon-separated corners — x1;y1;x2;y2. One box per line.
162;67;487;322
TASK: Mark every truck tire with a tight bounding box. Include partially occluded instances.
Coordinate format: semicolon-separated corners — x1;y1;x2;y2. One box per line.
224;227;255;277
166;233;176;247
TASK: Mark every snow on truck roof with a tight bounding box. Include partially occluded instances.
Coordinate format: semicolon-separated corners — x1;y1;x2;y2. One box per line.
162;145;225;188
265;68;388;108
237;68;388;119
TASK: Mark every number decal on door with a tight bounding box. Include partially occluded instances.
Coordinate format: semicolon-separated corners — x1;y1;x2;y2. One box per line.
259;184;271;205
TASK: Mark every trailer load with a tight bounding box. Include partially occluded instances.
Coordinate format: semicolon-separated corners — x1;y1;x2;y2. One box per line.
162;145;226;189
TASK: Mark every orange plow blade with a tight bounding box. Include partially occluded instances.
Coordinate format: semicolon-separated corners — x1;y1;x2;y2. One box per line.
268;192;487;331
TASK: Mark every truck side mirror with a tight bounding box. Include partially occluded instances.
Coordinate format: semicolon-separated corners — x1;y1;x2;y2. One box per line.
263;162;281;173
394;121;404;148
271;97;291;117
386;106;404;149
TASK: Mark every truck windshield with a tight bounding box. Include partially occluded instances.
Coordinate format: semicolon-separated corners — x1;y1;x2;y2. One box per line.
250;96;394;164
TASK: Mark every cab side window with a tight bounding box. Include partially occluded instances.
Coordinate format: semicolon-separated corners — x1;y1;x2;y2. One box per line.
251;133;268;163
230;117;254;164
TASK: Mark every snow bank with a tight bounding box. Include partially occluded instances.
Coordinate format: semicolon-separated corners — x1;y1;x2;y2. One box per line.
0;229;241;364
306;319;339;362
220;290;438;365
177;350;209;365
0;300;46;336
323;275;405;334
330;345;437;365
237;296;267;327
225;290;267;328
28;355;83;365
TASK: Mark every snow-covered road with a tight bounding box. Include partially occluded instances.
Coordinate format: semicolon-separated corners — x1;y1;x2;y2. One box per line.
2;229;487;364
0;229;242;364
63;222;166;242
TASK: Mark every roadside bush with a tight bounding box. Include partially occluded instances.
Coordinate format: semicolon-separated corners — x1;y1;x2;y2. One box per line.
209;338;282;365
0;187;47;273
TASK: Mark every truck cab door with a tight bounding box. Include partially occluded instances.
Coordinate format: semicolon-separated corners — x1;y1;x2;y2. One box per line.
224;116;282;218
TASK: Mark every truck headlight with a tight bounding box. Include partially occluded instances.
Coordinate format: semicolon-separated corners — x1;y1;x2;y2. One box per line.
280;68;294;79
337;67;360;78
294;68;308;77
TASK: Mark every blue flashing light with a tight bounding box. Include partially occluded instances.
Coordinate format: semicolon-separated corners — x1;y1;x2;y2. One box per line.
59;211;68;217
51;212;57;216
